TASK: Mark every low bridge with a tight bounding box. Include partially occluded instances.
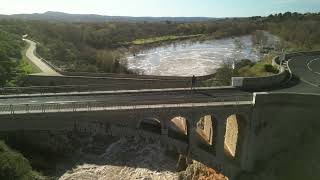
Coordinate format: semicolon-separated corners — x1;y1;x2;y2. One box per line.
0;87;253;178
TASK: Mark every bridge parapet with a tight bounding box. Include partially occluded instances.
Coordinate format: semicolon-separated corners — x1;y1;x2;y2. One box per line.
0;99;253;115
0;86;238;96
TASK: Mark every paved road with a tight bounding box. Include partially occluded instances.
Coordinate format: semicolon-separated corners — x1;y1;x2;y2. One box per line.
0;88;252;106
278;54;320;94
23;39;60;76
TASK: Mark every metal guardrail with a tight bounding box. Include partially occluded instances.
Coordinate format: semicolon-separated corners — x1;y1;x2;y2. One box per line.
0;95;252;115
0;84;230;95
0;85;122;95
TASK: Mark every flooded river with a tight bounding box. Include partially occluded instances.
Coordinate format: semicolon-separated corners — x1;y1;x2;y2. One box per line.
126;35;262;76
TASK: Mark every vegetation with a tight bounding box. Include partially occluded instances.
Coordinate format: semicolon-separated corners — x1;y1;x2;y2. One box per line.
264;12;320;51
0;30;22;87
131;34;203;45
204;54;279;86
0;140;42;180
237;54;278;77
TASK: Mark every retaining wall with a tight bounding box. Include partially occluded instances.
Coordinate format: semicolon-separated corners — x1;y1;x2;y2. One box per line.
26;74;192;89
252;92;320;163
231;67;288;90
60;71;215;81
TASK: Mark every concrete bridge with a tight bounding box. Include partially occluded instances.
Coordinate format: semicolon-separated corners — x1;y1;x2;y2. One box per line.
0;87;253;178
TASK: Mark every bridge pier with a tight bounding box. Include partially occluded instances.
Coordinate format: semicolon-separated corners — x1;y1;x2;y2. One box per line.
216;114;227;168
239;113;254;171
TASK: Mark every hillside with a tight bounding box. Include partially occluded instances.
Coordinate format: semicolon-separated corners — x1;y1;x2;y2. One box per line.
0;11;218;23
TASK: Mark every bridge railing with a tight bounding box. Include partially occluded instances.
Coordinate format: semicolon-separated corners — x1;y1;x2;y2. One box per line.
0;95;252;115
0;84;123;95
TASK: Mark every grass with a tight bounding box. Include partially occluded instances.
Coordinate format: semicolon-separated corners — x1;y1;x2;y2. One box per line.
237;53;278;77
131;34;203;45
20;43;41;74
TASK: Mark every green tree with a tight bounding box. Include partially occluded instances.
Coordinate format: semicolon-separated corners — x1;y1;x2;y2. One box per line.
0;141;40;180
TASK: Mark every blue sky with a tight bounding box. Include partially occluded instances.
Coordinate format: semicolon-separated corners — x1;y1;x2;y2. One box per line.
0;0;319;17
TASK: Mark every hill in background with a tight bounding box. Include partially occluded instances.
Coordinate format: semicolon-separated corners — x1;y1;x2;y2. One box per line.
0;11;218;23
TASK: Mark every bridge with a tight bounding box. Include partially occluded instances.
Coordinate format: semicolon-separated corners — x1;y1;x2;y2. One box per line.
1;40;320;179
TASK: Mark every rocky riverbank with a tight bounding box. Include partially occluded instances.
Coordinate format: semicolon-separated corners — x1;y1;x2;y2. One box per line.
1;131;227;180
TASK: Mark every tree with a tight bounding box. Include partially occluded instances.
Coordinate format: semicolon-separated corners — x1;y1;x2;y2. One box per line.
0;50;17;87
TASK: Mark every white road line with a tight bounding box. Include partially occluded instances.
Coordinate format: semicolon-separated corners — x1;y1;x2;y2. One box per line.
307;58;320;75
288;58;319;88
300;78;319;88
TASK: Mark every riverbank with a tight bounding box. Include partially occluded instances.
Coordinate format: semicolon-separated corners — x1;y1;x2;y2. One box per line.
130;34;204;45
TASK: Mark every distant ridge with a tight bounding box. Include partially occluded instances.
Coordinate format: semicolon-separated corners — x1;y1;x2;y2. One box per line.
0;11;218;22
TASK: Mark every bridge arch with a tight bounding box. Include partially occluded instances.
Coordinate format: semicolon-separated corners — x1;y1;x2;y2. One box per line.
195;114;217;154
167;116;190;143
224;113;247;160
138;117;162;135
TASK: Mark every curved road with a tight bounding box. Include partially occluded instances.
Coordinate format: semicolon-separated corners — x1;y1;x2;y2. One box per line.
23;39;60;76
281;54;320;94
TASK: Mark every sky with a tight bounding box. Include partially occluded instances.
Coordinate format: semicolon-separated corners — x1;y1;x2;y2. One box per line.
0;0;319;17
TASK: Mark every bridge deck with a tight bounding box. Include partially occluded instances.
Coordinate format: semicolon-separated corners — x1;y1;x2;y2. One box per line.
0;87;252;104
0;101;253;115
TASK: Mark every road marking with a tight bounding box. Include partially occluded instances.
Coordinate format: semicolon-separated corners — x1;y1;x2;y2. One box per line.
307;58;320;75
300;78;319;88
288;58;319;88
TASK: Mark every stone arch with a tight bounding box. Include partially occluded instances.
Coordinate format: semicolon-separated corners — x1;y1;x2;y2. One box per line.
195;114;217;154
168;116;189;143
224;113;247;159
138;117;162;134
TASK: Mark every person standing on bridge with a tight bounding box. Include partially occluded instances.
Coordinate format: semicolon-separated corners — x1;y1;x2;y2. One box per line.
191;75;197;90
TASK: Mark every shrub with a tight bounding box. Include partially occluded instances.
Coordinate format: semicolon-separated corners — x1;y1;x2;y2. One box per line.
264;64;279;74
235;59;254;70
0;141;40;180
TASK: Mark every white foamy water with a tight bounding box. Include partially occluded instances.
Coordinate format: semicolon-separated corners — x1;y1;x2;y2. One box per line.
59;138;180;180
126;36;262;76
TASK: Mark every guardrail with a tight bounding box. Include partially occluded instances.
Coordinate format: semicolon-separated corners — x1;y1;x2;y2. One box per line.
0;95;253;115
0;84;126;95
0;84;230;96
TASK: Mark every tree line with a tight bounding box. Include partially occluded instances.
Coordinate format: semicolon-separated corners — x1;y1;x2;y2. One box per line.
0;29;24;86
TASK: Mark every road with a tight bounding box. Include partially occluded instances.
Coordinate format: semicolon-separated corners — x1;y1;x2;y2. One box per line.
278;54;320;94
23;39;60;76
0;88;252;106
